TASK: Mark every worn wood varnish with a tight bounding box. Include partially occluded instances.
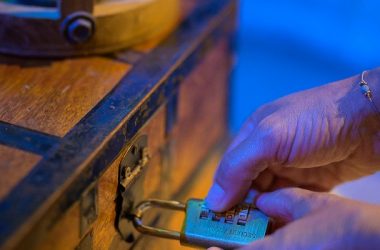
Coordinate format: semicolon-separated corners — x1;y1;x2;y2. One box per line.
0;145;41;200
170;40;230;195
0;58;129;136
0;0;236;249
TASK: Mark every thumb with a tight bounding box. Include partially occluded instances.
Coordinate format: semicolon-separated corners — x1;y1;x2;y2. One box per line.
256;188;328;222
205;130;276;211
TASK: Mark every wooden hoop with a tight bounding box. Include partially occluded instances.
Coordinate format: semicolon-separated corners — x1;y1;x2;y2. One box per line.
0;0;179;57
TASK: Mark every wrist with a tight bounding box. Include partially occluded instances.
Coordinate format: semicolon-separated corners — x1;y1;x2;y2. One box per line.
360;68;380;124
332;69;380;133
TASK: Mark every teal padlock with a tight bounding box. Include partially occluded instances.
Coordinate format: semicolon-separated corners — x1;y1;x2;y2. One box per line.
132;199;270;249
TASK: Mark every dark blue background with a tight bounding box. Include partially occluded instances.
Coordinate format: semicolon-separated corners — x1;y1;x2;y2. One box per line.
232;0;380;131
232;0;380;203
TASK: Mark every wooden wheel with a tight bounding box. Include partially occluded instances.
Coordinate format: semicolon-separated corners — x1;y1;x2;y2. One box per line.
0;0;179;57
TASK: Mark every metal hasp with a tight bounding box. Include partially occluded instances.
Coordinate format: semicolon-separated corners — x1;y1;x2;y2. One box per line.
132;199;270;249
117;134;151;243
119;135;150;191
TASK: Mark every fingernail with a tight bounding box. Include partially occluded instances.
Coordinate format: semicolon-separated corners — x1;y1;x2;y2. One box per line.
255;193;269;209
205;183;226;211
244;189;260;204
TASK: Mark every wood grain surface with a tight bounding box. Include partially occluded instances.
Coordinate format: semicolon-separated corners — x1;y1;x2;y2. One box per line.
0;57;129;137
60;0;93;16
15;202;81;250
131;0;197;53
0;145;41;200
169;39;230;194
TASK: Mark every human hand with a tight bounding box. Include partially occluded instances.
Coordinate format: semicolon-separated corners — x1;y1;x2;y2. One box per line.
248;188;380;249
208;188;380;250
206;70;380;211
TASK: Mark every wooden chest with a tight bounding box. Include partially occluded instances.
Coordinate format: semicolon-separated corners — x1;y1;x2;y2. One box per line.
0;0;236;249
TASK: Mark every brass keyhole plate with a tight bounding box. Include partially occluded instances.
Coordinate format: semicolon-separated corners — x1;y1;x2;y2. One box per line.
119;135;149;190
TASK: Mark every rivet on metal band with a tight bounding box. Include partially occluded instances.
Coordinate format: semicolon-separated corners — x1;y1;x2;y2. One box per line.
359;70;380;115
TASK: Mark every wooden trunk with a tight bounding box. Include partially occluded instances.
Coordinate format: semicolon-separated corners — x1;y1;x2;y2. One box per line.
0;0;236;249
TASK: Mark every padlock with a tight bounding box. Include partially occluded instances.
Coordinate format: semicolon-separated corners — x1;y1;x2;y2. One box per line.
132;199;270;249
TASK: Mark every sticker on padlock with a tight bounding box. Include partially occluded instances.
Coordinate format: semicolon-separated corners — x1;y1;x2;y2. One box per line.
132;199;270;249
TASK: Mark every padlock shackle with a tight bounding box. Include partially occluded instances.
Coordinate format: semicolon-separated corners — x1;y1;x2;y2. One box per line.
133;199;186;240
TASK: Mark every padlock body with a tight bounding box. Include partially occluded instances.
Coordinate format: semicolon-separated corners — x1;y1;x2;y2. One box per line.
180;199;269;249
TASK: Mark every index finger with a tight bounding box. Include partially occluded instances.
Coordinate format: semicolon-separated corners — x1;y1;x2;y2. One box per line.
205;130;276;211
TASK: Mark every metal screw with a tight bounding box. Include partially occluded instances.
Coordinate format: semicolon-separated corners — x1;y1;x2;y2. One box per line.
66;18;94;44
